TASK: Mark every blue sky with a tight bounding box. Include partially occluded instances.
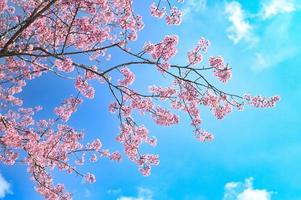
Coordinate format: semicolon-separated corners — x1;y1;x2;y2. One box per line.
1;0;301;199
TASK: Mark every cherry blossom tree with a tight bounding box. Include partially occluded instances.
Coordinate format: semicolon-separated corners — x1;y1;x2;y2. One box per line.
0;0;280;199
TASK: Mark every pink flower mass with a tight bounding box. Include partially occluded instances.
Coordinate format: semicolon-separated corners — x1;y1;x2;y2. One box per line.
0;0;280;199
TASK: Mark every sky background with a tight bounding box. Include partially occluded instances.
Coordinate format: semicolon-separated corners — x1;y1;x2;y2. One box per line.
1;0;301;199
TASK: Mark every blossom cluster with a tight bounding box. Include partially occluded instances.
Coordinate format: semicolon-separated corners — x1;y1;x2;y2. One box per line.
244;95;280;108
209;56;232;83
75;76;95;99
202;92;232;119
116;123;159;176
150;3;165;18
166;7;182;25
144;35;179;62
149;85;176;100
119;67;135;86
55;58;74;72
54;97;83;121
150;1;183;25
187;37;210;65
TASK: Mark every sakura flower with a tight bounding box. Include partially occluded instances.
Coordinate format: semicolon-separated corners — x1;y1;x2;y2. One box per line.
75;76;95;99
84;173;96;183
54;97;82;121
150;3;166;18
54;58;74;72
166;7;182;25
110;151;122;161
119;67;135;86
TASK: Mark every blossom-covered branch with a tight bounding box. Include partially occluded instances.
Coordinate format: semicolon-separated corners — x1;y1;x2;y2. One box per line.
0;0;279;199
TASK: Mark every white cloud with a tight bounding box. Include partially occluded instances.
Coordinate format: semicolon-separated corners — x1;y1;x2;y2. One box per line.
252;48;297;71
261;0;297;19
182;0;207;17
0;173;11;199
225;1;256;45
223;177;272;200
117;187;153;200
237;188;271;200
252;15;299;71
223;1;300;70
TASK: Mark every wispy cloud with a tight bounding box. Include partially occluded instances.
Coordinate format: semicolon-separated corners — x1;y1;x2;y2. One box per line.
0;173;11;199
117;187;153;200
260;0;297;19
107;188;122;195
253;48;297;71
225;1;256;45
223;1;300;70
252;14;299;71
182;0;207;17
223;177;272;200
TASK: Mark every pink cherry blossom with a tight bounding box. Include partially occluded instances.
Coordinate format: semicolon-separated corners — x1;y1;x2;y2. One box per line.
119;67;135;86
75;76;95;99
110;151;122;161
152;106;179;126
54;97;83;121
1;126;23;148
166;7;182;25
0;0;6;13
55;58;74;72
209;56;232;83
84;173;96;183
150;3;166;18
244;95;280;108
